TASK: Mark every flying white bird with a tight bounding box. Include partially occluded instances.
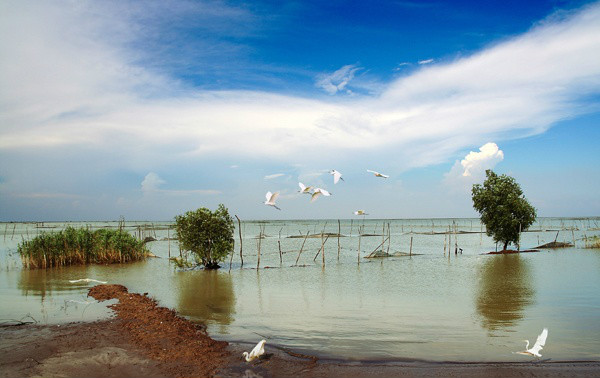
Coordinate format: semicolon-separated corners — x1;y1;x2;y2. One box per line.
298;182;313;194
243;339;266;362
311;188;331;202
329;170;344;184
354;210;368;215
515;328;548;357
264;191;281;210
367;169;389;178
68;278;107;284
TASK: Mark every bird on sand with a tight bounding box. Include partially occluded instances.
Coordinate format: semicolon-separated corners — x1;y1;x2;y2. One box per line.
68;278;107;284
354;210;368;215
311;188;331;202
329;170;344;184
243;339;266;362
264;191;281;210
298;182;313;194
515;328;548;357
367;169;389;178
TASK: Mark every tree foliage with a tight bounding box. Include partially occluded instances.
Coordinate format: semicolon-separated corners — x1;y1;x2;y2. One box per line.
472;170;536;251
174;204;234;269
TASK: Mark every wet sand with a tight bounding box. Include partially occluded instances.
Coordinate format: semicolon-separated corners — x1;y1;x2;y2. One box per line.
1;284;599;378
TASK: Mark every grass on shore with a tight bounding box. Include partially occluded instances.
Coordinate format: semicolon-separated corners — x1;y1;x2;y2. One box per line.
18;227;149;269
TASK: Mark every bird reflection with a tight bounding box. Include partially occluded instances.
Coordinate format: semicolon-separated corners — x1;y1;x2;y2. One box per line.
475;255;535;331
177;270;236;332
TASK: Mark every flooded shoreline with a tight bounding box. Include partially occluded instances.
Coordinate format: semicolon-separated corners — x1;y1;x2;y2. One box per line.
1;218;599;362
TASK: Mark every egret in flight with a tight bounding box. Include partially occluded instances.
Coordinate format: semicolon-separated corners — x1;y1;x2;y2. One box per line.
243;339;266;362
367;169;389;178
68;278;107;284
329;170;344;184
515;328;548;357
264;191;281;210
298;182;313;194
354;210;368;215
311;188;331;202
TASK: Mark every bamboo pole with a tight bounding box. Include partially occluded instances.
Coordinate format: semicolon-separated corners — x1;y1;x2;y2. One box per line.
294;231;310;266
168;227;171;258
381;223;385;253
235;215;243;267
313;235;330;262
322;232;326;267
256;226;263;269
366;236;390;257
278;240;283;266
337;219;341;261
409;236;413;256
386;223;391;255
443;233;447;256
357;226;362;264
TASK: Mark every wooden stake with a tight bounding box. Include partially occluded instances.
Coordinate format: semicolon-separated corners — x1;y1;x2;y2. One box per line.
313;235;330;262
257;227;263;269
409;236;413;256
337;219;341;261
278;240;283;266
358;226;362;264
294;231;310;266
235;215;243;267
168;227;171;258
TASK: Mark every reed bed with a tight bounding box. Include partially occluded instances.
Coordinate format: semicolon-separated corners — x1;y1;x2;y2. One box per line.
18;227;149;269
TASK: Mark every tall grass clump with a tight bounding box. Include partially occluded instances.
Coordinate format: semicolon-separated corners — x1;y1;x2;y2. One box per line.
18;227;149;269
585;236;600;249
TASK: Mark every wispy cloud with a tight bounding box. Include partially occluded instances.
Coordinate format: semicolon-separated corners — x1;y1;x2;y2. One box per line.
141;172;219;195
418;58;434;65
264;173;286;180
315;64;361;95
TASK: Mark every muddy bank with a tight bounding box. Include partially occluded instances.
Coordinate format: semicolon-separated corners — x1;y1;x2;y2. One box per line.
1;284;599;378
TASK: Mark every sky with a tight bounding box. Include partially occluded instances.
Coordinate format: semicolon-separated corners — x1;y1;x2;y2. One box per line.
1;0;599;221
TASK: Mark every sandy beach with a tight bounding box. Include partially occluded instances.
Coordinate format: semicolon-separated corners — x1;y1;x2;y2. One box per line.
1;284;598;378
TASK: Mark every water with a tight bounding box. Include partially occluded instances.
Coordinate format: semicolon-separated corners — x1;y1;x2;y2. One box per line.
1;218;599;362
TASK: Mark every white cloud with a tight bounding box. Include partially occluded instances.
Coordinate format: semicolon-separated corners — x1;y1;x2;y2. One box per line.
141;172;165;192
418;58;434;65
1;2;600;179
316;64;360;95
264;173;285;180
444;142;504;190
460;142;504;177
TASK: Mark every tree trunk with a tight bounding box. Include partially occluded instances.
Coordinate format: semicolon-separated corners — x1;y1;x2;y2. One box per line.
503;241;508;251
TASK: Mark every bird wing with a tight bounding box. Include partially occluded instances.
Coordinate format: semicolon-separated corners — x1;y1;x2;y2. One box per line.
250;340;266;358
270;192;280;202
379;173;389;178
332;170;342;184
311;191;322;202
265;191;273;201
530;328;548;354
367;169;379;175
319;188;331;196
298;182;306;191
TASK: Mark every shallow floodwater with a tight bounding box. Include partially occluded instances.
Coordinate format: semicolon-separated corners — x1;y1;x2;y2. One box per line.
1;218;599;362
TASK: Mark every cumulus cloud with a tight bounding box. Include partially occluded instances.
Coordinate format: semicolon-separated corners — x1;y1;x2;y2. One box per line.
316;64;360;95
444;142;504;189
141;172;165;192
460;142;504;177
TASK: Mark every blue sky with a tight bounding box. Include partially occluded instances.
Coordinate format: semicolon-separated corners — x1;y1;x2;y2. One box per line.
1;0;599;221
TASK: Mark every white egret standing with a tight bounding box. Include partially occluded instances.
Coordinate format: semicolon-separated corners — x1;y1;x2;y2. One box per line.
298;182;313;194
264;191;281;210
329;170;344;184
515;328;548;357
367;169;389;178
311;188;331;202
243;339;266;362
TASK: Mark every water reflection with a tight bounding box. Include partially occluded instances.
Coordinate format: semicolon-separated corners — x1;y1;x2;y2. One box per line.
18;267;88;299
176;270;236;333
476;255;535;331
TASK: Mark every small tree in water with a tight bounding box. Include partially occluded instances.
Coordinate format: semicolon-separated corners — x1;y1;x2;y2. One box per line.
472;170;536;251
174;204;234;269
